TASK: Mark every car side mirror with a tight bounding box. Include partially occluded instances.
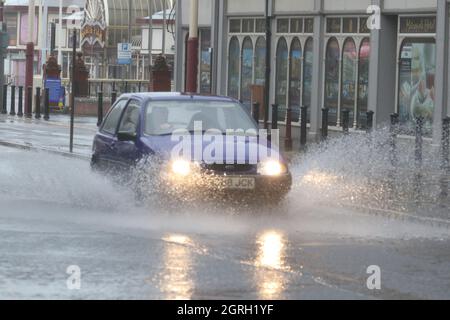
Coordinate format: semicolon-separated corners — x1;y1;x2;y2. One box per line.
117;131;137;142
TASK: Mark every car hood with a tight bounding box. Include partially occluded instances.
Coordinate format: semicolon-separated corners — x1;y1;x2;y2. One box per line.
140;134;285;164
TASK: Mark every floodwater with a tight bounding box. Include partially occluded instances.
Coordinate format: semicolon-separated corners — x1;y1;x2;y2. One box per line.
1;130;450;299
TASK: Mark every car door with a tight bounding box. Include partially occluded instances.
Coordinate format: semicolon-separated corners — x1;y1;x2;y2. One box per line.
94;99;128;170
112;99;142;169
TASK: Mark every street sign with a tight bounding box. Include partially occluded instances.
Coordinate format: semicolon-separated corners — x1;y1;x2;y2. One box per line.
118;43;132;65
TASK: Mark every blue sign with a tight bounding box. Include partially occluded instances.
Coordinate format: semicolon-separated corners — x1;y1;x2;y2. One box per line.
45;77;63;107
118;43;132;65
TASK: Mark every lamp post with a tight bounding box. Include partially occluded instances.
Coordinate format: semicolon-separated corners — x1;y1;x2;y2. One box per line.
186;0;199;93
264;0;272;129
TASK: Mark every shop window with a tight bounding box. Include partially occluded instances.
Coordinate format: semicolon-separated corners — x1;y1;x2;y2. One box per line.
200;29;212;94
341;38;357;127
327;18;341;33
289;38;302;122
305;18;314;33
240;37;254;106
303;37;313;117
325;38;340;125
275;37;288;121
254;37;266;86
343;18;358;34
398;39;436;132
357;38;370;127
227;37;240;99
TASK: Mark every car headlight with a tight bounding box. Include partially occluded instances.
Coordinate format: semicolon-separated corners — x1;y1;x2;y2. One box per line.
258;160;287;176
171;159;192;176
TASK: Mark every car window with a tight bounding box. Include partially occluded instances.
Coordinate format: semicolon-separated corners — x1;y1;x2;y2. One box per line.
119;100;141;134
102;99;127;135
144;100;257;136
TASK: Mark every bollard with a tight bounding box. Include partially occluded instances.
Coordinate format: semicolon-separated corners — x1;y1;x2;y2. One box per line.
26;87;33;118
35;87;41;119
321;108;329;140
366;111;374;133
1;85;7;114
138;82;142;92
17;86;23;117
415;117;424;168
9;85;16;116
271;104;278;130
44;88;50;121
342;109;350;134
125;81;129;93
97;91;104;127
285;108;293;151
111;91;117;106
300;106;308;148
442;117;450;171
390;113;399;167
252;102;260;125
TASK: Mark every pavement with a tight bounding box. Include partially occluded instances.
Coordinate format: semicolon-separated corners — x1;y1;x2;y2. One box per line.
0;113;97;158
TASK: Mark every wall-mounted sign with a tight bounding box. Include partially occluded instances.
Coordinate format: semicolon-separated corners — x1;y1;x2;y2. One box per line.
118;43;132;65
399;17;436;34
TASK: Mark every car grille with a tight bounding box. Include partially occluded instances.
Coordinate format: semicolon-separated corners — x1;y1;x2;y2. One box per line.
202;163;257;174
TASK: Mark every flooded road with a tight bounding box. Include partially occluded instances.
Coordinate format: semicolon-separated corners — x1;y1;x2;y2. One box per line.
0;145;449;299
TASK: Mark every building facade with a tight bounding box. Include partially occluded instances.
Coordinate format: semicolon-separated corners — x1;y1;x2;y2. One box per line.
174;0;450;145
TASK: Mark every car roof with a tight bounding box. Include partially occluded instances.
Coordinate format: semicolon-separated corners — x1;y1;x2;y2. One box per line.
118;92;238;104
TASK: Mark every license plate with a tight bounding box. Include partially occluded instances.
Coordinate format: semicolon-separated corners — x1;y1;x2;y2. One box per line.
223;177;255;190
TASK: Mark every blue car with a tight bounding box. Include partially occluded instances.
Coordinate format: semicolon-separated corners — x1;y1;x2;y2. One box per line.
91;93;292;203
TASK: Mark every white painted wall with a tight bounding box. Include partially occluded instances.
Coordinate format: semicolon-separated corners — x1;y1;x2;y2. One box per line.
181;0;212;27
384;0;437;11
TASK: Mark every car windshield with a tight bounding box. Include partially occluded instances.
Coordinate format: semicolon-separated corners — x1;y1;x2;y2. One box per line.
144;100;257;136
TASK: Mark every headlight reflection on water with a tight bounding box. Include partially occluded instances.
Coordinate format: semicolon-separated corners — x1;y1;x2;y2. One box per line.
255;230;289;300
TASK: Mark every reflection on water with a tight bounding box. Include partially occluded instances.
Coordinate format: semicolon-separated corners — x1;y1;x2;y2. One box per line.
160;234;195;300
255;231;288;300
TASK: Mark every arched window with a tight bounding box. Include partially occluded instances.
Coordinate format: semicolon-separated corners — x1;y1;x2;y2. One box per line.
240;37;254;106
289;38;302;122
302;37;313;111
325;38;340;125
341;38;357;127
275;37;288;122
254;37;266;86
398;39;436;131
227;37;240;99
357;38;370;128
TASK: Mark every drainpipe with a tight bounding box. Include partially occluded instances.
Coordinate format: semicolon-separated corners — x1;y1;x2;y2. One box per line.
186;0;199;93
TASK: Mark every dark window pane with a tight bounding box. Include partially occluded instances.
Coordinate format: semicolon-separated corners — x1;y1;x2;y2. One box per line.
277;19;289;33
303;38;313;114
343;18;358;33
229;19;241;33
290;18;303;33
242;19;255;33
327;18;341;33
240;37;254;104
325;38;340;125
275;38;288;121
304;18;314;33
341;39;357;127
200;29;212;94
227;37;240;99
289;39;302;122
358;38;370;128
254;37;266;85
360;17;370;33
256;19;266;33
